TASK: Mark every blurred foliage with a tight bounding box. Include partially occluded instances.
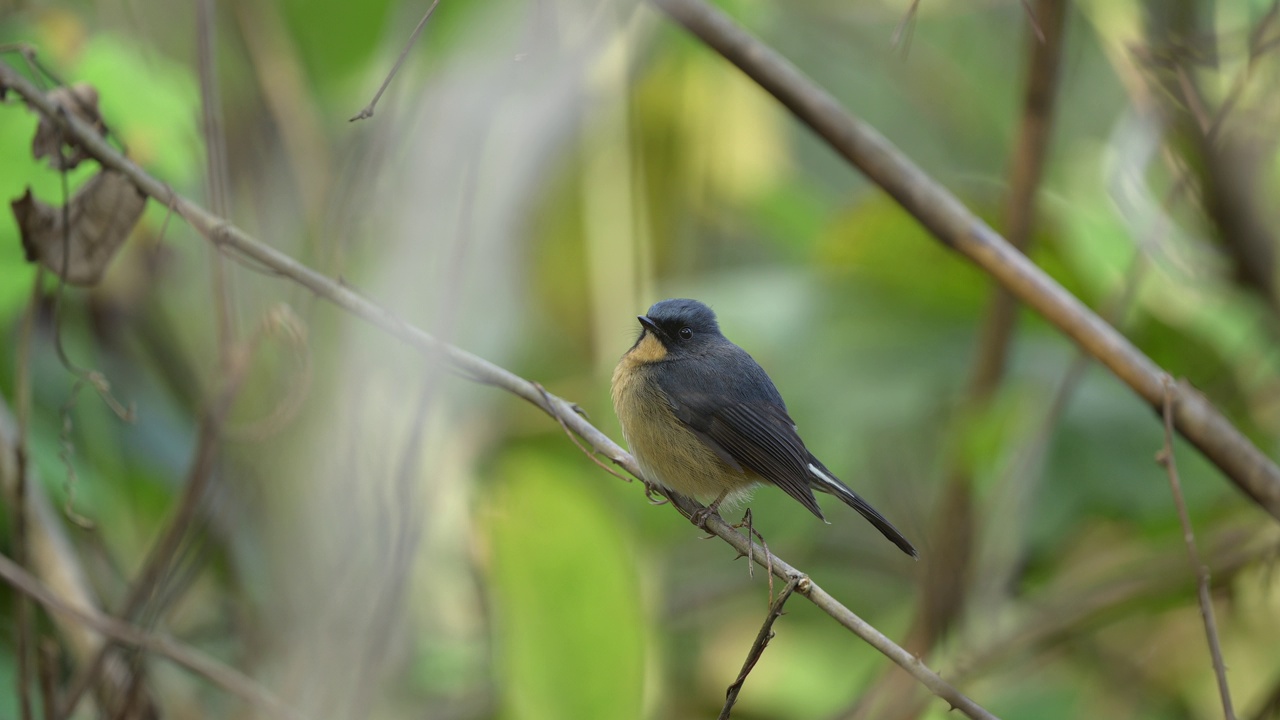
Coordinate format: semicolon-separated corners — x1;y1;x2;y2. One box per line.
2;1;1280;719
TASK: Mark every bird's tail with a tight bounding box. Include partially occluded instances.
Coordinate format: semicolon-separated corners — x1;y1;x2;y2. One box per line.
807;459;918;558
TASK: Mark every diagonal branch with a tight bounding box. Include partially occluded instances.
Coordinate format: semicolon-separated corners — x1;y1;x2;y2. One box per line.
0;61;996;720
0;60;998;717
644;0;1280;522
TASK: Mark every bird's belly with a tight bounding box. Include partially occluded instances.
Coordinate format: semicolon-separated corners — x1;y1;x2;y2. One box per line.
611;363;758;504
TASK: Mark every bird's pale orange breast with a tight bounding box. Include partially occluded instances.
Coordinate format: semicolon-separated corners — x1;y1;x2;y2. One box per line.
611;347;759;504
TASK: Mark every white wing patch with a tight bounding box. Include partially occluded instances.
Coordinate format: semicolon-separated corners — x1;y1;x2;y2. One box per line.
808;462;837;488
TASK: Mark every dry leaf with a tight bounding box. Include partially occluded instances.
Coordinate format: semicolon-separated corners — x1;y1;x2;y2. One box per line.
12;169;147;286
32;83;105;171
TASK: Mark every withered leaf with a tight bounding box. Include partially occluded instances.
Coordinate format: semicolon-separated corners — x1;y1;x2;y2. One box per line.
12;169;147;286
32;83;105;171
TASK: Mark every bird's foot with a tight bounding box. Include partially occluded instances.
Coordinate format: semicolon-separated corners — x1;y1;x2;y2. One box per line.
642;480;669;506
690;490;729;531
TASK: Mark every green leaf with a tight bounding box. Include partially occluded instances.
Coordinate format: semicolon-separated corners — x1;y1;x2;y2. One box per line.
488;450;646;720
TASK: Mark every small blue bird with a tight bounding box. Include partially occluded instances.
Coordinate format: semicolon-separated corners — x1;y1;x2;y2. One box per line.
611;298;917;557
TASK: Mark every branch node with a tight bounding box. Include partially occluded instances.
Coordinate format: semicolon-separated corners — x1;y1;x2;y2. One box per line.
793;573;812;595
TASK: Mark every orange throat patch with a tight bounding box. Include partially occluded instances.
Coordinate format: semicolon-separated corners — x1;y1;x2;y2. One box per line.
620;330;667;367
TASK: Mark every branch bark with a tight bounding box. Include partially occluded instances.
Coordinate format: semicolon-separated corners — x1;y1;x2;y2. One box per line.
644;0;1280;522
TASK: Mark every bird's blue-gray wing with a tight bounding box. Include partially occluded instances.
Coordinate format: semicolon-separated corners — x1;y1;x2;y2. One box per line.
654;348;826;519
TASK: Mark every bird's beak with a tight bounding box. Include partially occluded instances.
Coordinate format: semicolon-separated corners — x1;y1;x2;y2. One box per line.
637;315;665;340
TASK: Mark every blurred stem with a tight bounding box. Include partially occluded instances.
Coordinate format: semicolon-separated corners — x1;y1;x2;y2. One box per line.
232;0;334;229
969;0;1067;396
584;14;654;374
348;0;442;122
196;0;238;373
953;526;1266;685
0;397;154;717
1147;2;1280;318
1249;679;1280;720
850;4;1068;717
55;349;250;720
869;251;1149;720
0;551;301;720
884;526;1271;720
13;267;41;720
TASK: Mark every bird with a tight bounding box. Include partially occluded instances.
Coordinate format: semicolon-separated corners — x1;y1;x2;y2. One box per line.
611;298;917;558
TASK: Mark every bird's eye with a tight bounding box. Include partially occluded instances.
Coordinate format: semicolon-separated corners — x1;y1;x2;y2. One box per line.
679;327;693;340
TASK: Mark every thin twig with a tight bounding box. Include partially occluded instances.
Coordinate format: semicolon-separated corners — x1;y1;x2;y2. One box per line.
0;551;302;720
641;0;1280;521
1156;377;1236;720
350;0;442;121
719;575;800;720
535;382;635;485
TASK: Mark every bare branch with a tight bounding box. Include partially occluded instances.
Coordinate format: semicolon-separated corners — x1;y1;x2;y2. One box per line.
0;60;997;720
